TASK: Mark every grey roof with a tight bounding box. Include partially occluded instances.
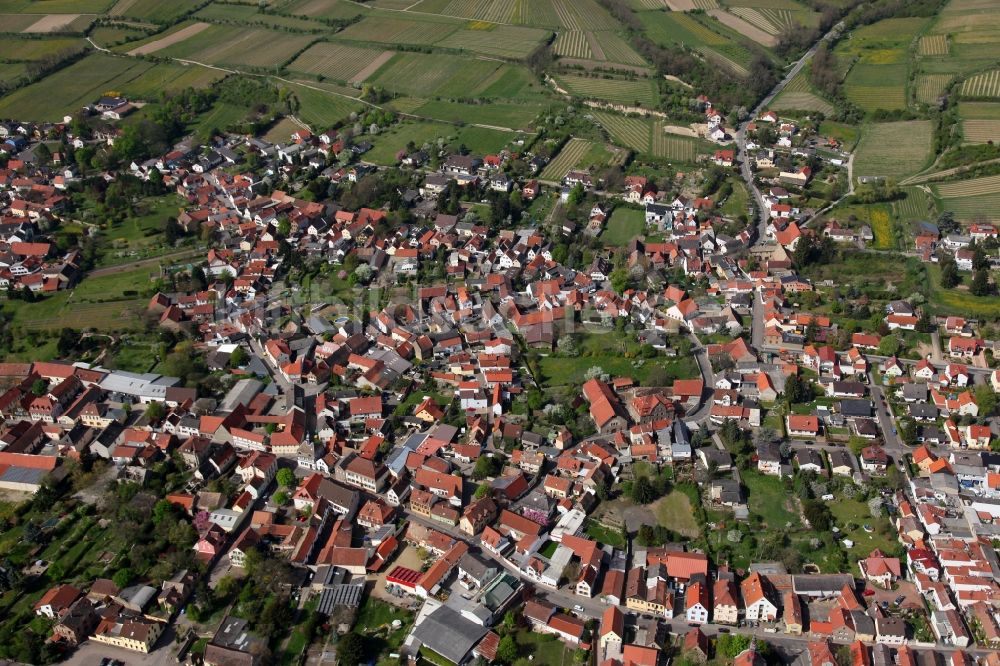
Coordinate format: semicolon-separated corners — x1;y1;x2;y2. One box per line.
839;400;872;417
792;574;855;595
316;583;364;613
0;466;47;485
411;605;488;665
99;371;180;400
219;378;263;413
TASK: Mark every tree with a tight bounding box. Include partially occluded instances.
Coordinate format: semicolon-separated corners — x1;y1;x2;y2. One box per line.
802;500;832;531
229;345;247;368
473;455;502;480
975;385;998;417
898;417;917;446
30;379;47;396
272;491;289;506
716;634;751;658
337;633;365;666
112;567;133;589
276;468;295;487
629;476;657;504
474;484;491;500
877;335;901;357
497;635;518;664
970;268;992;296
610;268;629;294
940;258;960;288
144;401;165;422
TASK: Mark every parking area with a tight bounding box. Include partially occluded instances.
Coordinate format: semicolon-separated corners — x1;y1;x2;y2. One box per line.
864;579;923;612
62;629;178;666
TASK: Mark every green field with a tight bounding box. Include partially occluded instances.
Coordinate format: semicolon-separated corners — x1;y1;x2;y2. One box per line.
362;120;513;165
149;23;316;67
0;54;223;120
933;174;1000;221
369;52;535;99
110;0;204;23
540;137;593;180
592;111;708;161
280;81;364;128
0;0;113;11
194;2;327;30
641;10;753;76
281;0;367;21
771;68;835;114
0;35;83;60
742;470;800;527
553;73;658;106
438;24;549;59
854;121;934;180
336;13;461;46
602;207;645;246
411;99;541;130
288;41;388;82
926;263;1000;317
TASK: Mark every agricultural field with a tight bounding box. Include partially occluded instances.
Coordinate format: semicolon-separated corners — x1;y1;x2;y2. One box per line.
854;121;934;180
959;101;1000;119
193;3;327;31
279;0;368;21
88;24;147;47
147;23;317;68
0;13;39;31
109;0;205;23
915;73;953;105
368;52;534;99
843;63;907;111
595;31;648;66
0;35;83;61
593;111;651;153
279;81;363;128
553;73;659;106
708;9;776;48
540;137;594;181
917;34;948;56
836;17;926;113
0;0;113;11
336;13;461;46
892;187;936;224
363;120;513;165
771;68;835;114
288;42;390;82
652;120;707;161
409;0;520;23
594;112;707;162
933;175;1000;222
411;99;541;130
641;10;753;76
554;31;592;59
0;53;223;120
438;23;549;59
961;69;1000;98
962;120;1000;144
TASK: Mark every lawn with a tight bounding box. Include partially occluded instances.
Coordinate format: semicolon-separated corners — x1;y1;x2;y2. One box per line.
411;99;543;130
720;178;750;217
829;498;900;562
539;353;696;388
601;207;645;246
514;630;572;666
653;490;700;538
742;469;800;528
925;263;1000;317
584;519;626;548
